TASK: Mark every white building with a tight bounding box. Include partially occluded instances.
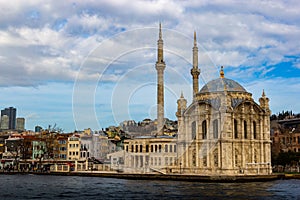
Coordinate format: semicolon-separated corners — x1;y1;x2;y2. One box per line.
120;25;272;176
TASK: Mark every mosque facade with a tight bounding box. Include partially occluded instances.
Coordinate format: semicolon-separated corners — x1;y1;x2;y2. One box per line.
122;24;272;175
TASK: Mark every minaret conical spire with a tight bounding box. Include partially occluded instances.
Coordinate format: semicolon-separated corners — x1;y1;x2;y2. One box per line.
157;22;164;64
191;31;200;97
159;22;162;40
194;31;197;47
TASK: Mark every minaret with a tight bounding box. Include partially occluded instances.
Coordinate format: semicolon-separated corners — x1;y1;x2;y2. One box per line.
155;23;166;136
191;31;200;97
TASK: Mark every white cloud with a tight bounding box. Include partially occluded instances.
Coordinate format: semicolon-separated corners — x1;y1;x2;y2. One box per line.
0;0;299;130
246;77;300;114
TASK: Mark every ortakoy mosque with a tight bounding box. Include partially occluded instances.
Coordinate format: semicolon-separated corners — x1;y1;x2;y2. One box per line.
121;24;272;176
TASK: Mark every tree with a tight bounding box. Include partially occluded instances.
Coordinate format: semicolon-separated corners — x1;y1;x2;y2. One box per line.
273;152;300;171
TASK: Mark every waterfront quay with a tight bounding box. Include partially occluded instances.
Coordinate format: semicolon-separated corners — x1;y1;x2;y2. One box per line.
0;170;299;182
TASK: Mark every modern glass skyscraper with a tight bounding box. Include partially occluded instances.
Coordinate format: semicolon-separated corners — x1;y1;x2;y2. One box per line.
1;107;16;130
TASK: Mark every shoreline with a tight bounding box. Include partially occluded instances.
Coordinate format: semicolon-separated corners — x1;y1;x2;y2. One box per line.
0;171;299;182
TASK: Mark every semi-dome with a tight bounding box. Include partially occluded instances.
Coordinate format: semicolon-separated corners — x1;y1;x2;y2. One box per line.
199;77;247;93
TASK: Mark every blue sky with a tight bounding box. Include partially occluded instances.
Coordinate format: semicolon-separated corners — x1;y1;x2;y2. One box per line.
0;0;299;132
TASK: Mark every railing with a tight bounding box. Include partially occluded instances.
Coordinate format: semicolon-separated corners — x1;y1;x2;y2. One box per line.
50;163;114;172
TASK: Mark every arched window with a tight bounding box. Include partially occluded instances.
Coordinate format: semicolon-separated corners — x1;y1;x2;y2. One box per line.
234;119;238;139
213;119;218;139
254;149;258;163
253;121;257;139
234;149;239;167
203;156;207;167
192;121;196;140
192;148;196;166
244;120;247;139
202;120;207;139
213;149;218;167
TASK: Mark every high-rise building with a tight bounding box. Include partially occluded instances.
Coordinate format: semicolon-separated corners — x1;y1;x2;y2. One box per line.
0;115;9;130
1;107;17;130
16;118;25;131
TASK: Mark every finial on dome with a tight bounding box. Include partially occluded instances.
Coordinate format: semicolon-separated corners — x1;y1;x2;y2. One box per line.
262;89;266;97
180;91;184;98
220;66;225;78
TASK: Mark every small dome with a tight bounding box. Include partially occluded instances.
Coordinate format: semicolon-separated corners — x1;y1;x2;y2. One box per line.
199;78;247;93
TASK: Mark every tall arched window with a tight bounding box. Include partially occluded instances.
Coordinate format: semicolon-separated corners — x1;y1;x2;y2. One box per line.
234;149;239;167
213;149;218;167
244;120;247;139
234;119;238;139
254;149;258;163
213;119;218;139
192;121;196;140
202;120;207;139
253;121;257;139
192;147;196;167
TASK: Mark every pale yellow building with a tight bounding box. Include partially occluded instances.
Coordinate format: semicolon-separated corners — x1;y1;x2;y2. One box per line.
67;135;81;160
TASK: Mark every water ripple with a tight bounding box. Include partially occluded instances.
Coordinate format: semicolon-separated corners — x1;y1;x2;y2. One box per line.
0;175;299;199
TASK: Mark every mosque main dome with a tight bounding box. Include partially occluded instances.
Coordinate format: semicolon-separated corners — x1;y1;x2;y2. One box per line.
199;77;247;93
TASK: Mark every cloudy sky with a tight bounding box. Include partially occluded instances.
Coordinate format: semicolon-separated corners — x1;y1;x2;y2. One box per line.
0;0;299;132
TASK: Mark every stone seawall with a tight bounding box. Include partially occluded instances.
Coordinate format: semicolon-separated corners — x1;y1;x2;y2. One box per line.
1;171;299;182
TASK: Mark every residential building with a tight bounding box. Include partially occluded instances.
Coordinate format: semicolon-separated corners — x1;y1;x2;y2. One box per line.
92;132;110;162
67;135;80;160
32;140;46;160
55;134;70;160
0;135;9;158
3;135;23;159
80;134;93;160
22;135;35;160
271;118;300;154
